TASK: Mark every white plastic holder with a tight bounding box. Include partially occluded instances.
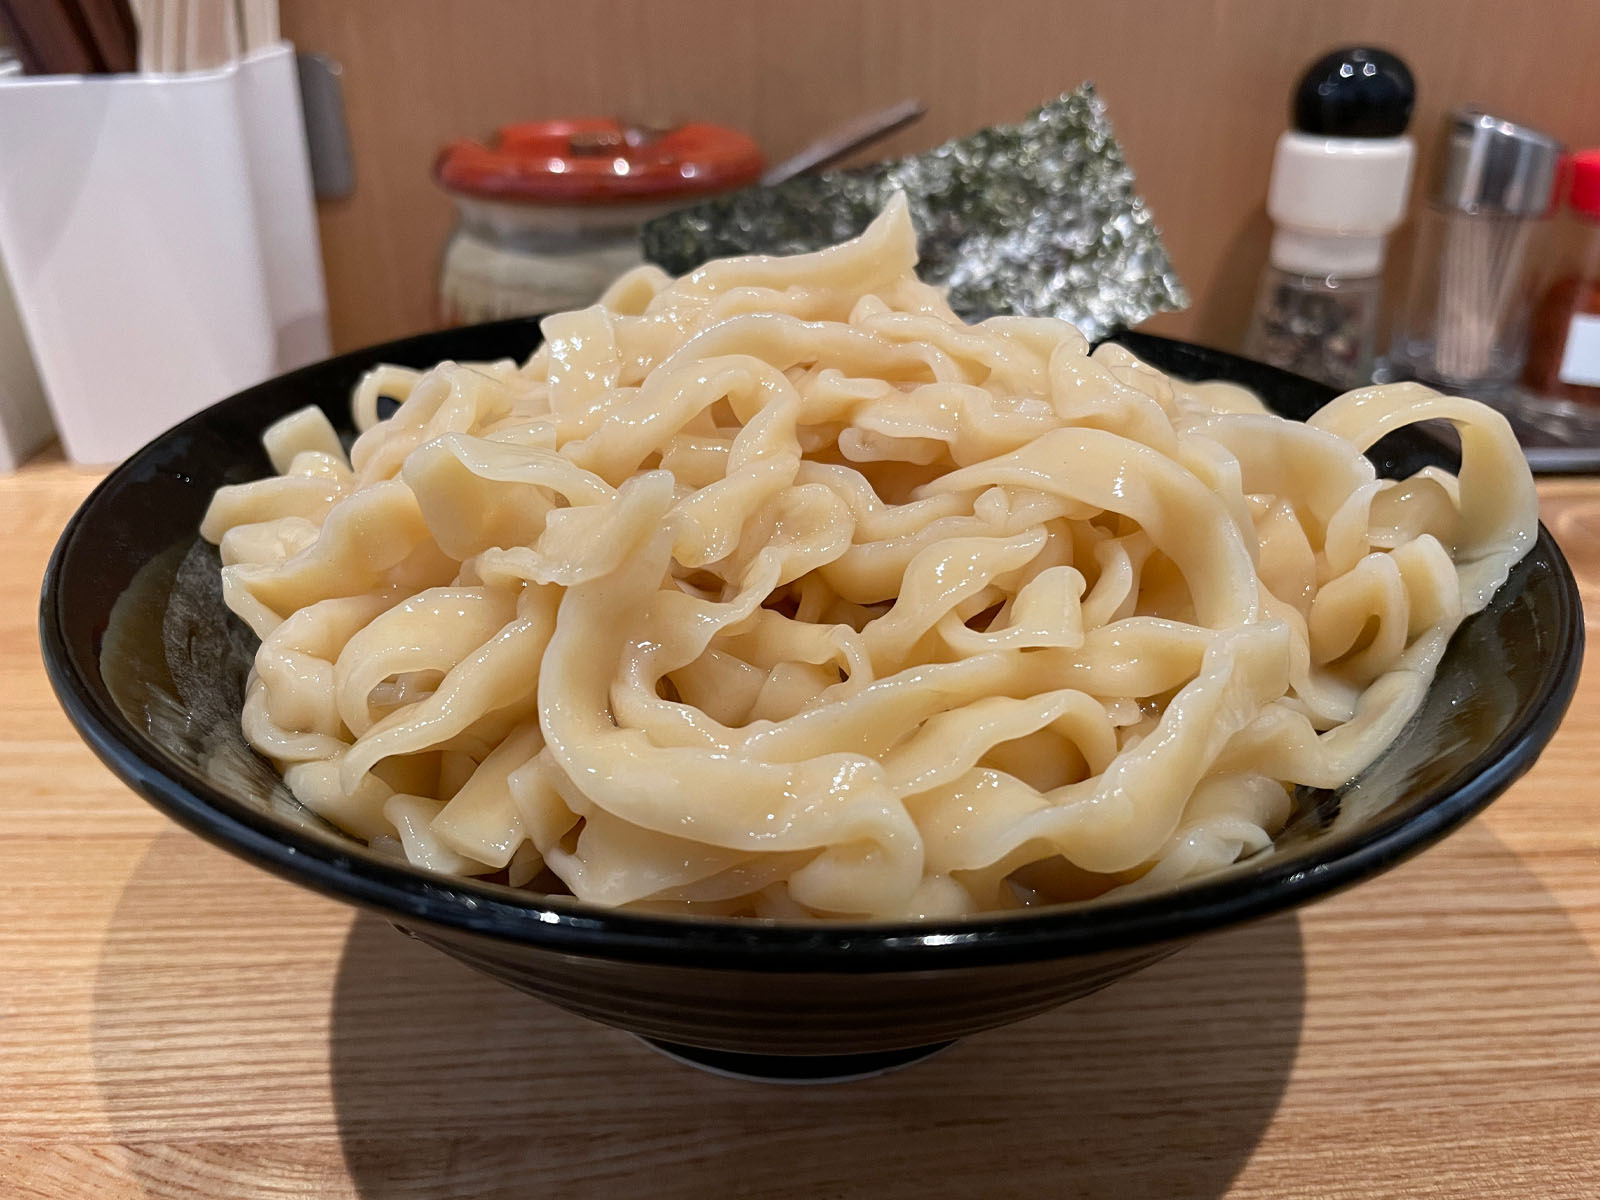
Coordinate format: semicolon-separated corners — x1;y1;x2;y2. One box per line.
0;43;330;466
0;246;52;472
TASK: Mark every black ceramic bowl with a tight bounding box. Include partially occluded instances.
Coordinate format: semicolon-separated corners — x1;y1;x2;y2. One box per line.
40;321;1584;1082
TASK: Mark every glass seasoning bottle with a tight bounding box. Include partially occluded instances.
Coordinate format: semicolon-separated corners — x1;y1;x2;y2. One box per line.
1242;47;1417;390
1524;150;1600;403
1388;110;1563;394
433;119;764;325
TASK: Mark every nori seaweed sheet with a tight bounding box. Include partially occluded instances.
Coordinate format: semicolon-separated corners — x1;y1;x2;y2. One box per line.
642;85;1187;340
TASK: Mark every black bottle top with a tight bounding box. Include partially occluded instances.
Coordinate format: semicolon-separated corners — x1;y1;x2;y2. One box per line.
1293;47;1416;139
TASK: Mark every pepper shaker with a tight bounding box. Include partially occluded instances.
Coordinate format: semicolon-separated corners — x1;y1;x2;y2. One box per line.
1242;47;1417;390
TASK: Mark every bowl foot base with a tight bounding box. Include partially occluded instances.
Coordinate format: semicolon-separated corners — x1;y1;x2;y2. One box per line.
636;1036;954;1084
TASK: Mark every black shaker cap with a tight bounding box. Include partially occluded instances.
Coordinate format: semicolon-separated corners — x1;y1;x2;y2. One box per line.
1293;47;1415;138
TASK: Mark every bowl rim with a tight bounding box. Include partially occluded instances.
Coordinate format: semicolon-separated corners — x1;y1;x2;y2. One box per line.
38;324;1588;973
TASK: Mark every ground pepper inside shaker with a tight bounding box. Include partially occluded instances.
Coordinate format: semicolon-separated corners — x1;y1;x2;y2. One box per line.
1247;274;1380;386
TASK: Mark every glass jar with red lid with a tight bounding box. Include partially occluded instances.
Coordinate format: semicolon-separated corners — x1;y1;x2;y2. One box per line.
434;118;763;325
1524;150;1600;403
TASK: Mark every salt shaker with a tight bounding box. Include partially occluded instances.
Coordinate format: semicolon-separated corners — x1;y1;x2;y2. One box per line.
1388;109;1563;394
1242;47;1417;390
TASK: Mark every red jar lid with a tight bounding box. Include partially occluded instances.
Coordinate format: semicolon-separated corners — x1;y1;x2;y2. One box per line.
1568;149;1600;217
435;118;764;204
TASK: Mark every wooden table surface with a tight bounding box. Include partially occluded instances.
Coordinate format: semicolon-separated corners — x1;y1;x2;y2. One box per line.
3;451;1597;1200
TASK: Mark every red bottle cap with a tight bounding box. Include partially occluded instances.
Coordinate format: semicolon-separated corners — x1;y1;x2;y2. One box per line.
436;119;763;205
1567;149;1600;217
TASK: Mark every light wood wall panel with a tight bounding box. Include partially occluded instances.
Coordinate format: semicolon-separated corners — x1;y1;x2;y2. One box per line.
282;0;1600;354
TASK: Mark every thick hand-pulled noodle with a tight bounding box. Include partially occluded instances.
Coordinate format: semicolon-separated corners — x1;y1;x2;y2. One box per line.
201;195;1538;919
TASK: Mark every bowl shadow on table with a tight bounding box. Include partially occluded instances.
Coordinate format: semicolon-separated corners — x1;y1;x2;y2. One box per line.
88;819;1600;1199
327;909;1306;1200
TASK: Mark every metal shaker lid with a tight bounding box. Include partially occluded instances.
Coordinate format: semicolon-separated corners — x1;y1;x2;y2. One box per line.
1433;108;1563;214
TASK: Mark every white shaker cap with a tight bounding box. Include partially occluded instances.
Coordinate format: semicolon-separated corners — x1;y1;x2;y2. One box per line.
1267;132;1416;275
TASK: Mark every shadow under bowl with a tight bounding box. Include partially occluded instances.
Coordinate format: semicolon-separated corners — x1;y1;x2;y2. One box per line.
39;322;1584;1079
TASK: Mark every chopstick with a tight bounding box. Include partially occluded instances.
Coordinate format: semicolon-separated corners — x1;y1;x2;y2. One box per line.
0;0;104;74
72;0;137;73
761;99;928;186
129;0;156;70
1;0;273;75
239;0;274;50
160;0;181;71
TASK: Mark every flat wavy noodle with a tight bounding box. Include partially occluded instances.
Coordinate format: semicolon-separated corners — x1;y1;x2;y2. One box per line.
201;194;1538;920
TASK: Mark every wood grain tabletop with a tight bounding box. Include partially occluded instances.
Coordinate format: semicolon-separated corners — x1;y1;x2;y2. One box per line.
3;451;1597;1200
